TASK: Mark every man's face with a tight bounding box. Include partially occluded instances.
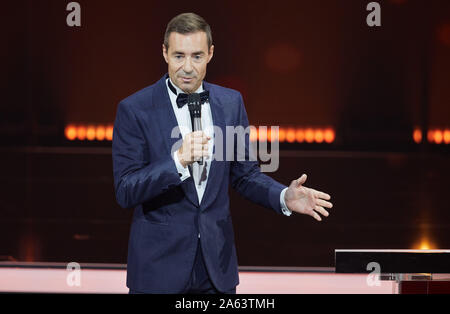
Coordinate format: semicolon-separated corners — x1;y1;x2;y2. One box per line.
163;31;214;93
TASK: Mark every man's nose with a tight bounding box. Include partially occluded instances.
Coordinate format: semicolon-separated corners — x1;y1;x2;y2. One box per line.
182;57;193;73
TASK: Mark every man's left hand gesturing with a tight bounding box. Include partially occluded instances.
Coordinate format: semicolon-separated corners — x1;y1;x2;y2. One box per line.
284;174;333;221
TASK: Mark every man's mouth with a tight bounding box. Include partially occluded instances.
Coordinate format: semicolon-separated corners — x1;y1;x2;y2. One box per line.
181;77;194;83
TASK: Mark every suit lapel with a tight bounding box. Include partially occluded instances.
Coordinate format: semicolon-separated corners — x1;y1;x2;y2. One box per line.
200;82;227;210
152;75;200;207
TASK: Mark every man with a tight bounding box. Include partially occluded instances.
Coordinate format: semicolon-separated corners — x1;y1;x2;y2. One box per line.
112;13;333;294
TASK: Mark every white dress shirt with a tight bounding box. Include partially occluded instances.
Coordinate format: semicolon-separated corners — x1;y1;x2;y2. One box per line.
167;78;291;216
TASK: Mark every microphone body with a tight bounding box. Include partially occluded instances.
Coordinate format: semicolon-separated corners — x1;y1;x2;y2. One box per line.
187;94;203;165
192;113;203;165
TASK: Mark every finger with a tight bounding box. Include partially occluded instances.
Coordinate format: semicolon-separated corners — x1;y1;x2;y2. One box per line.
196;143;208;151
296;174;307;187
194;146;209;155
193;136;207;144
191;130;204;137
190;131;208;142
193;150;208;160
196;131;211;140
188;132;200;143
310;211;322;222
194;148;205;160
193;145;205;153
315;205;329;217
316;198;333;209
194;141;206;147
312;189;331;200
192;147;203;158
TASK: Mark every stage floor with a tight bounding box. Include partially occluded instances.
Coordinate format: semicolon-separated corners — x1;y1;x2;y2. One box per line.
0;263;395;294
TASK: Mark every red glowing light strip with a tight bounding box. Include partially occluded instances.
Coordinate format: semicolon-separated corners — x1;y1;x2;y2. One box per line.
65;125;449;145
65;125;114;141
250;127;335;144
414;128;450;144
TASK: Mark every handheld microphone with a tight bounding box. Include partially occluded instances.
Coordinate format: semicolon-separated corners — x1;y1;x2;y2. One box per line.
187;93;203;165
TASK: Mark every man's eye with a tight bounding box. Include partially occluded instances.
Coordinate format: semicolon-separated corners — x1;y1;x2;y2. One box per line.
175;55;183;59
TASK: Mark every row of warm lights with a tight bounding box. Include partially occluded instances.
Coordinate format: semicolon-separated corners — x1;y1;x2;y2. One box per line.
64;124;335;143
250;127;336;144
65;125;114;141
64;125;449;145
413;128;450;144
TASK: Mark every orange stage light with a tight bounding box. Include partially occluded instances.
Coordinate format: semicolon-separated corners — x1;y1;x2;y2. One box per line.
295;129;305;143
65;125;77;141
413;129;422;144
250;128;258;142
105;125;114;141
267;128;272;142
278;128;286;143
305;128;314;143
433;130;443;144
413;237;437;250
314;129;324;143
444;129;450;144
324;128;335;143
76;126;86;141
286;128;296;143
258;128;267;142
86;125;96;141
270;128;281;142
96;125;106;141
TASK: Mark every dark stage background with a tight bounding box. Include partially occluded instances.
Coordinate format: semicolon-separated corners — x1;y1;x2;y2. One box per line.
1;0;449;267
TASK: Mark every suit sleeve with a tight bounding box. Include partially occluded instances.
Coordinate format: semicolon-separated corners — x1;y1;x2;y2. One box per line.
229;93;288;214
112;101;182;209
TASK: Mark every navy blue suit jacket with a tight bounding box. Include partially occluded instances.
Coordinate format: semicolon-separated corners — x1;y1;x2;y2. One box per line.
112;74;287;293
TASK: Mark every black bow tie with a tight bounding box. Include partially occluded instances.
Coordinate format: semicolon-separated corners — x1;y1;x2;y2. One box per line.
176;91;209;108
167;79;209;108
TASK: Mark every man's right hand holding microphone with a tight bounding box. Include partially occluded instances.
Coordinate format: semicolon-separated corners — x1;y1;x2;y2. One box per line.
177;131;211;168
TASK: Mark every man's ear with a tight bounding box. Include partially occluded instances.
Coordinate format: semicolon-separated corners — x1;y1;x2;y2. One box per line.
207;45;214;63
162;44;169;64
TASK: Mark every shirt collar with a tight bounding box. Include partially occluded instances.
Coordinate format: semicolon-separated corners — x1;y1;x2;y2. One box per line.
167;77;204;96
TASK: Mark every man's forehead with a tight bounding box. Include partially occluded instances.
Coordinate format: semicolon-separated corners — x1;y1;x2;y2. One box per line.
168;31;209;50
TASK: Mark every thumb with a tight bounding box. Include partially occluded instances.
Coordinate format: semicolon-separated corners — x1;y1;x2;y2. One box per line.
296;174;307;187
